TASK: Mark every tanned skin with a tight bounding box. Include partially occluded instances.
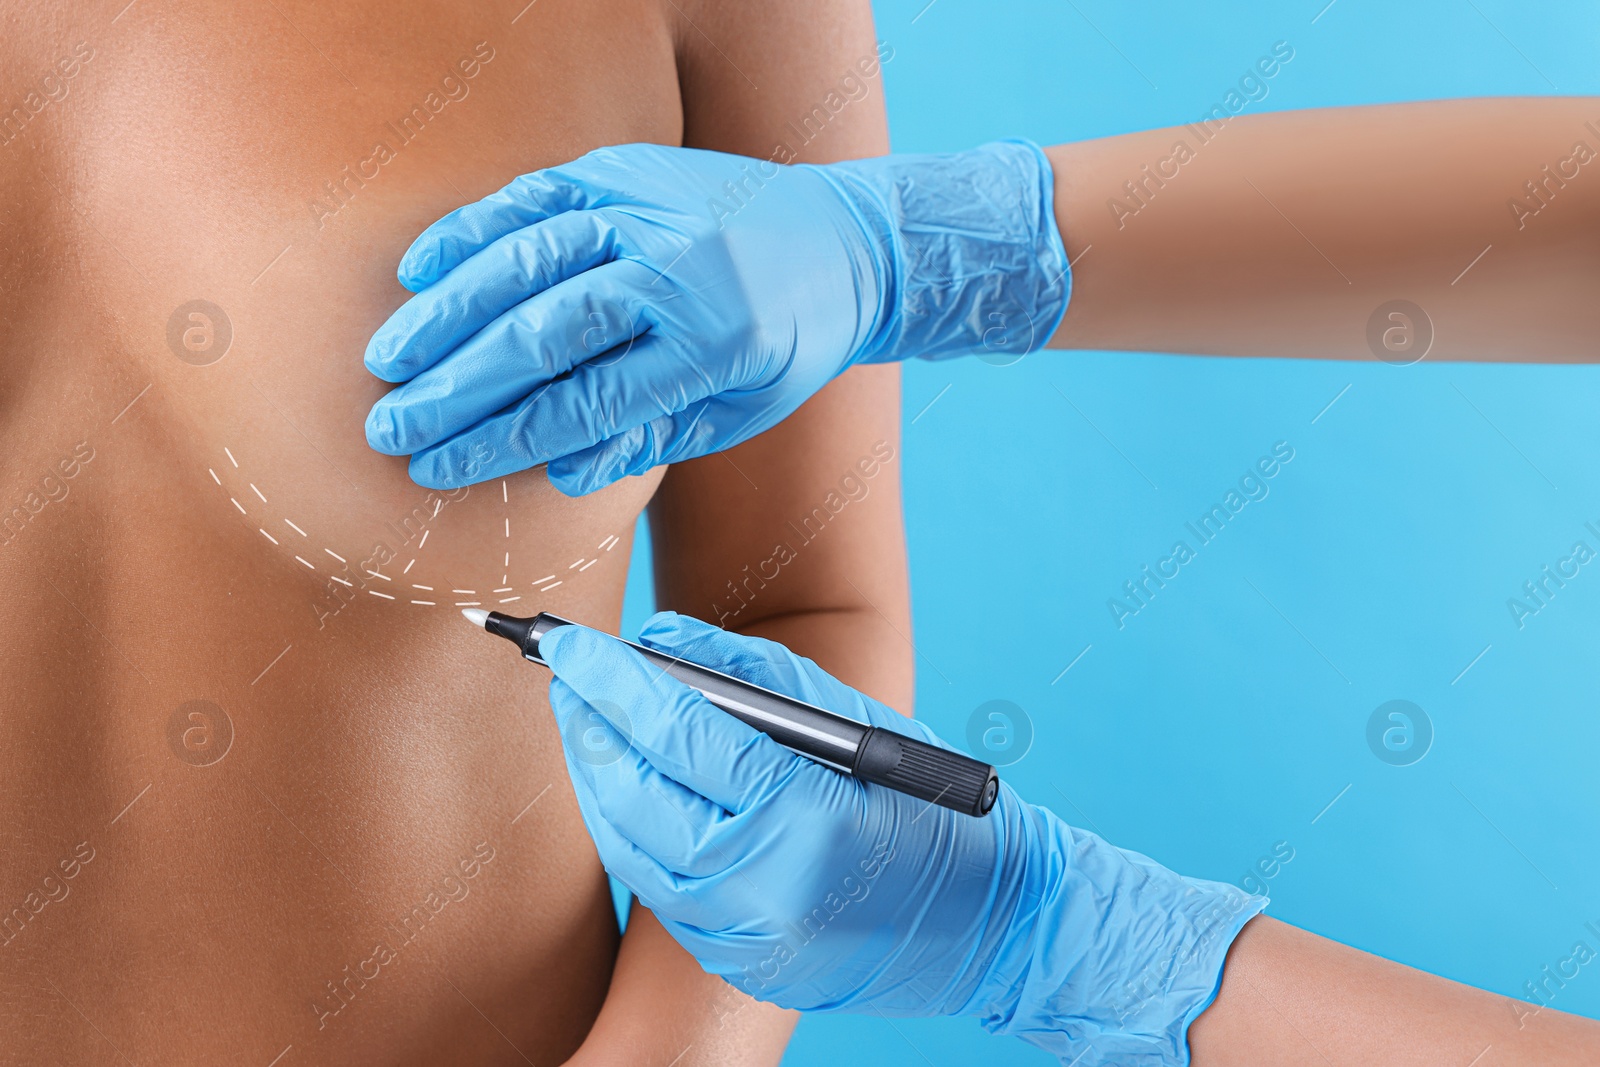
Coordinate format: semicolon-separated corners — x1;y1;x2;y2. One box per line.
0;1;906;1064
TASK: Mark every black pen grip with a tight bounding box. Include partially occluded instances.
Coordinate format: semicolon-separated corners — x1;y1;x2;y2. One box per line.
853;728;999;817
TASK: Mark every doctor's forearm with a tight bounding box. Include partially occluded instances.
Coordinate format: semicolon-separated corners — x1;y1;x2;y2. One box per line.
1047;97;1600;362
1188;917;1600;1065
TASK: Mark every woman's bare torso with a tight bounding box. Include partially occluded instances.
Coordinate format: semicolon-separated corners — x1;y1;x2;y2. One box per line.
0;2;680;1062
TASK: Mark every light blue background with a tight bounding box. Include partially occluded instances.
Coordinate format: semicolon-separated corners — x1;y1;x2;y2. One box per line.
624;2;1600;1061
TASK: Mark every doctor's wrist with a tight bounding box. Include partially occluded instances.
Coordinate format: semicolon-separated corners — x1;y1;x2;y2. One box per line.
972;802;1267;1067
816;140;1072;367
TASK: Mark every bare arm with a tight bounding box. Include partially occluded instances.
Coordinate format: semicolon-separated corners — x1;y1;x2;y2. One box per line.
1190;917;1600;1065
1049;96;1600;361
1059;95;1600;1058
564;1;909;1063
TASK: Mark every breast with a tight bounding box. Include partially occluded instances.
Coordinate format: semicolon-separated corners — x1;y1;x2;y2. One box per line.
64;0;680;583
0;2;680;1062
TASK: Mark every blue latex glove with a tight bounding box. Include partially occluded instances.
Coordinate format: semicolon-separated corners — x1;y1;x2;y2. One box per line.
364;141;1070;493
540;614;1264;1066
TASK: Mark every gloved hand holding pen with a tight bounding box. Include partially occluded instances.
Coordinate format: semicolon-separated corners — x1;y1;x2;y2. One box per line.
538;613;1262;1066
536;616;1600;1066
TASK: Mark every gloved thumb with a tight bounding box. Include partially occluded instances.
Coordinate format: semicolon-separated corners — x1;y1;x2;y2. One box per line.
637;612;826;704
637;612;948;746
540;623;814;816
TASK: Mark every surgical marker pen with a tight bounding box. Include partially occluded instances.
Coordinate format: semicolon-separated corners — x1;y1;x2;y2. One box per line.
462;609;998;817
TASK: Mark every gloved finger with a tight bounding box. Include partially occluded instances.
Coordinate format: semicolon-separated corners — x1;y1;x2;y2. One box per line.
540;625;815;817
546;393;793;496
545;404;710;496
588;832;734;941
553;680;796;937
553;722;712;923
366;210;627;383
402;331;731;488
366;258;657;455
551;677;743;880
397;158;615;290
639;611;952;747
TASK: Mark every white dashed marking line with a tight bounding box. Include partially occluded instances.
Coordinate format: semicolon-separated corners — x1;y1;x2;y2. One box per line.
207;446;630;614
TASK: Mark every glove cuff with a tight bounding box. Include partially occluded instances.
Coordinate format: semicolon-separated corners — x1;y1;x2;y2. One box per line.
975;804;1266;1067
816;139;1072;366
